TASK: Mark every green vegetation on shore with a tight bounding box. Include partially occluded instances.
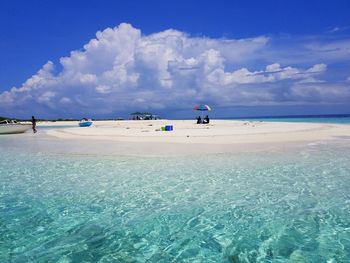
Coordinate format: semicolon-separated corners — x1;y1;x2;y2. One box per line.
0;116;77;122
0;116;10;121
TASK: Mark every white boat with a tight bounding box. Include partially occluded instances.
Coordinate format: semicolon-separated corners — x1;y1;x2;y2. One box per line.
0;120;32;134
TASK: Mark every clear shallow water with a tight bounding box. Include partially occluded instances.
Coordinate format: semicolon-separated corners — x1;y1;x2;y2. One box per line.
238;116;350;124
37;125;77;129
1;145;350;262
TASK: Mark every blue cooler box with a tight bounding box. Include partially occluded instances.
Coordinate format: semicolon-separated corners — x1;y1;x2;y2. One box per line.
165;125;173;131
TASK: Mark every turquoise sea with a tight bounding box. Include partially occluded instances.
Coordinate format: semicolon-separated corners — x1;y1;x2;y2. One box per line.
236;115;350;124
1;123;350;262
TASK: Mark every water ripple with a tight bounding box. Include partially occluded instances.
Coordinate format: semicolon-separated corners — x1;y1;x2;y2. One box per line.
1;145;350;262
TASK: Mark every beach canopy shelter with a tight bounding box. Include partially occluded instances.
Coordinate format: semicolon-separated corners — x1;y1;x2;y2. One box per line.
130;112;159;120
193;104;212;120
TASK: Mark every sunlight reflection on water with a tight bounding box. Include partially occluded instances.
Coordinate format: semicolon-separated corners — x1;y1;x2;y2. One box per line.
1;143;350;262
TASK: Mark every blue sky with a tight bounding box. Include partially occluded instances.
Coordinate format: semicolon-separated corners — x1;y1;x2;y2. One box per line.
1;0;350;119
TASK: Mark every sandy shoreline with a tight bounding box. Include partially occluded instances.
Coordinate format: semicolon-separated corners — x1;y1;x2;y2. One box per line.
14;119;346;156
43;119;350;144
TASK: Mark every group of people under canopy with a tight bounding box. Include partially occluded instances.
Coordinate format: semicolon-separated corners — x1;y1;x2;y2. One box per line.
196;115;210;124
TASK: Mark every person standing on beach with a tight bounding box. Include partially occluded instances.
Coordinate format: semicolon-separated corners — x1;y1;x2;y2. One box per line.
31;116;37;133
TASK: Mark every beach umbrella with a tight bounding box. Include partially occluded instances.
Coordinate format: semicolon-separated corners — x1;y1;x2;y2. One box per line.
193;104;211;111
193;104;212;120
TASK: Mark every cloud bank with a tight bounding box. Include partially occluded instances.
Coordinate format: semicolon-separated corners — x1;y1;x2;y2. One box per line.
1;23;349;117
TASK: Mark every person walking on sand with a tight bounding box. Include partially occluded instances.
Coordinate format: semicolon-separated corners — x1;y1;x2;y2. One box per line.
31;116;37;133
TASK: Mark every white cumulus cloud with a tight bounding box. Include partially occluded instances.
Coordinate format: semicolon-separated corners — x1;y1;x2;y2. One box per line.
0;23;348;118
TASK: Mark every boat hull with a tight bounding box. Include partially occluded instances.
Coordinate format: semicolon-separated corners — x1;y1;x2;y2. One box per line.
0;124;32;134
79;121;93;127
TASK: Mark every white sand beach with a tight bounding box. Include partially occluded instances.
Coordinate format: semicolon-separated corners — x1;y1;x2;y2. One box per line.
34;120;350;156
